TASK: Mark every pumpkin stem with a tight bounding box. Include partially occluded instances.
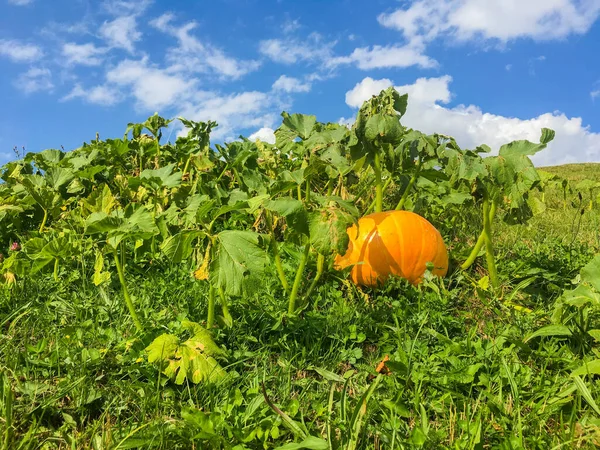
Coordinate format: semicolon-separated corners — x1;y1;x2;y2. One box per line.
373;152;383;213
288;242;311;315
301;253;325;307
483;198;499;289
461;200;497;270
396;157;422;211
113;246;143;333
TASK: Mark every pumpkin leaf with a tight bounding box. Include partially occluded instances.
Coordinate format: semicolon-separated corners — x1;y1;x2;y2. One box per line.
212;230;267;296
145;320;226;385
308;207;354;256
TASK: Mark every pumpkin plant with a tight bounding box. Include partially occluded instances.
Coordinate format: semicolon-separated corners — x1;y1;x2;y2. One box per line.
454;128;556;288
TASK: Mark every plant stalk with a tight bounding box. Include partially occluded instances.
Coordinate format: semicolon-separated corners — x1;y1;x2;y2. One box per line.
207;283;216;328
483;199;499;289
39;209;48;233
396;161;421;210
302;253;325;306
288;242;310;315
113;247;143;332
373;152;383;213
366;178;392;215
53;258;59;282
461;200;497;270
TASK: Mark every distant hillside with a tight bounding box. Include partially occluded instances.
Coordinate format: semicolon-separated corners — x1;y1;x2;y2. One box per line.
541;163;600;182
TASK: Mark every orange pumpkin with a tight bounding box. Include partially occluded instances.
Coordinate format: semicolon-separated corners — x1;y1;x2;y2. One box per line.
334;210;448;286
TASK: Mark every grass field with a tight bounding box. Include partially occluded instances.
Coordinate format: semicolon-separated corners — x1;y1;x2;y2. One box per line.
1;156;600;449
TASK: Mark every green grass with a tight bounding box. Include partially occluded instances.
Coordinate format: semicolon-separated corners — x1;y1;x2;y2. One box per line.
2;163;600;449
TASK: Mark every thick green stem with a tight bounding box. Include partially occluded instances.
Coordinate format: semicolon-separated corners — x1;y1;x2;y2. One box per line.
207;284;216;328
113;247;143;332
396;173;418;210
302;253;325;306
461;232;485;270
288;242;310;315
373;152;383;213
305;179;311;203
483;199;499;289
297;185;302;201
218;285;231;325
155;139;161;168
182;155;192;178
461;200;497;270
39;209;48;233
53;258;59;282
366;178;392;215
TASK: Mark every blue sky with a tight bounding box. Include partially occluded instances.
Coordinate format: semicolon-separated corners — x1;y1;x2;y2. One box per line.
1;0;599;167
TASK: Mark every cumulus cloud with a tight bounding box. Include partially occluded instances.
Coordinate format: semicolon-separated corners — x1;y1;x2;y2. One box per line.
0;39;43;62
249;127;276;144
272;75;311;93
345;76;600;166
13;67;54;94
379;0;600;44
62;42;108;66
178;91;281;141
329;43;437;70
149;14;260;79
259;34;337;65
61;84;121;106
100;16;142;52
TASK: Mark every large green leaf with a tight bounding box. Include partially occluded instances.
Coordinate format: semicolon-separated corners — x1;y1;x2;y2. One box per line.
213;230;267;296
281;112;317;140
161;231;204;263
308;207;354;256
265;198;309;236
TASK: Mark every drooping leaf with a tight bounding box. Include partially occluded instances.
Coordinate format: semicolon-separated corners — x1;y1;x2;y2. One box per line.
281;112;317;140
161;231;204;263
145;321;226;385
212;230;267;296
265;198;309;236
308;207;354;256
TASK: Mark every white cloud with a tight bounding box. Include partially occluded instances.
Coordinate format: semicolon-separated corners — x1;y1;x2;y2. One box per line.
178;91;280;140
100;16;141;52
329;43;437;70
62;43;108;66
592;90;600;100
249;127;276;144
272;75;311;93
505;64;512;71
8;0;33;5
0;39;43;62
150;16;260;79
13;68;53;94
379;0;600;44
105;57;195;110
345;77;394;108
61;84;121;106
345;75;600;166
259;34;337;65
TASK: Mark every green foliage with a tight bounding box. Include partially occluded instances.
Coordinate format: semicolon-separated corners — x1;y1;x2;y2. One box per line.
2;92;600;448
146;320;227;385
